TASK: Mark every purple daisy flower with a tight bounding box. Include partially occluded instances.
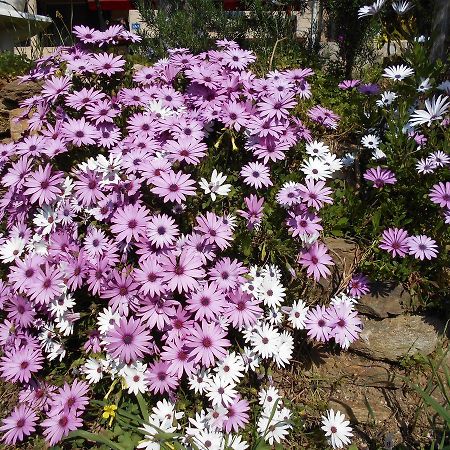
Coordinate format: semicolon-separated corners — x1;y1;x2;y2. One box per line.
63;117;98;147
379;228;410;257
23;164;63;206
429;182;450;209
224;289;263;329
186;321;231;368
106;317;152;364
41;409;83;446
0;404;38;445
325;303;362;349
111;203;150;243
347;273;370;297
195;212;233;250
146;360;179;394
222;396;250;432
237;194;264;230
307;105;340;129
151;170;197;204
304;305;332;342
363;166;397;188
407;235;438;260
338;79;361;90
147;214;179;249
298;242;334;281
91;52;126;76
0;347;43;383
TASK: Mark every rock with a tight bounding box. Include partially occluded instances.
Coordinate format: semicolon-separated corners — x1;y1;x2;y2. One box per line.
0;79;41;109
9;108;29;140
352;315;444;362
329;387;393;424
357;282;407;319
323;237;358;271
0;108;10;135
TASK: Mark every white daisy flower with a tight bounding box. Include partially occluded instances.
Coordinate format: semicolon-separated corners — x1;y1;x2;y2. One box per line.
300;157;332;181
383;64;414;81
49;293;76;316
322;153;343;174
417;77;432;93
409;95;449;127
33;205;60;235
82;358;105;384
259;386;280;410
266;307;284;325
361;134;380;149
306;140;330;158
341;153;356;167
357;0;385;18
371;148;387;160
250;323;281;359
283;300;309;329
199;169;232;201
376;91;397;107
392;0;413;15
256;276;286;308
241;346;261;372
0;237;25;263
121;362;148;395
273;331;294;368
205;375;237;407
215;352;245;384
257;407;292;445
188;367;212;394
97;307;121;335
321;409;353;449
437;80;450;95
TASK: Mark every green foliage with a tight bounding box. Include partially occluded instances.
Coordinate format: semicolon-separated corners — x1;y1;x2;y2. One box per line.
134;0;311;71
0;51;31;79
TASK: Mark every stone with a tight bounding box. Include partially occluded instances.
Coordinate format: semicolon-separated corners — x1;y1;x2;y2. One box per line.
357;282;407;319
352;315;444;362
0;107;10;135
0;79;41;109
9;107;29;140
323;237;358;271
329;387;393;424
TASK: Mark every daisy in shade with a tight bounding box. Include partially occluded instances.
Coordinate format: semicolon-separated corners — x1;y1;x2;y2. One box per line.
92;52;126;76
238;194;264;230
361;134;380;149
0;347;43;383
408;95;449;127
376;91;397;107
325;304;362;349
63;117;98;147
321;409;353;449
298;179;333;210
379;227;409;257
304;305;332;342
41;409;83;446
347;273;370;297
298;242;334;281
147;214;179;248
199;170;232;201
146;360;179;394
407;235;438;260
160;249;205;293
429;182;450;209
186;321;231;368
106;317;152;364
240;162;272;189
111;203;150;243
307;105;340;129
0;404;38;445
338;79;360;90
23;164;63;206
363;166;397;188
151;170;196;204
383;64;414;81
224;289;263;329
430;151;450;167
195;212;233;250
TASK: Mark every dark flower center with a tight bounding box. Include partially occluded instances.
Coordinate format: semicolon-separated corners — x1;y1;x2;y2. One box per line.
128;219;137;229
122;334;133;345
20;361;29;369
157;226;166;235
169;184;179;192
17;418;26;427
202;337;212;348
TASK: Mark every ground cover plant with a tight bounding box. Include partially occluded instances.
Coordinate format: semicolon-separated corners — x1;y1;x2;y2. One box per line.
0;1;448;449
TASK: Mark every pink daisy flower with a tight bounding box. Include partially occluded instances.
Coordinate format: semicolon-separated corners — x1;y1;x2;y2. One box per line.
29;264;64;305
91;52;126;76
133;258;165;297
42;75;72;101
429;182;450;209
23;164;63;206
223;396;250;433
186;282;226;321
0;347;43;383
106;317;152;364
307;105;340;129
41;409;82;446
257;92;297;121
407;235;438;260
63;117;98;147
208;257;247;292
304;305;332;342
298;242;334;281
240;162;272;189
111;203;150;243
186;321;231;368
325;304;362;349
146;360;179;394
160;249;205;293
195;212;233;250
363;166;397;188
224;289;263;329
151;170;197;204
237;194;264;230
347;273;370;297
147;214;179;248
74;170;105;207
161;338;196;378
298;179;333;210
0;404;38;445
379;227;409;257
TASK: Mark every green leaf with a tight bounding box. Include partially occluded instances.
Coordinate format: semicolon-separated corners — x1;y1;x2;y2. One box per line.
136;393;149;421
408;383;450;425
65;430;126;450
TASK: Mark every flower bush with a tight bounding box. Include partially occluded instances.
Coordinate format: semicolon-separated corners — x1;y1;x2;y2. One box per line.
0;3;448;447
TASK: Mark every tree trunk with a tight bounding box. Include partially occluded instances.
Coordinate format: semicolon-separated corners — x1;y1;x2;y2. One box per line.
430;0;449;63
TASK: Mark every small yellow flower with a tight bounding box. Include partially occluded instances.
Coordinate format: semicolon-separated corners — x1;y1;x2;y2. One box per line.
102;404;118;426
